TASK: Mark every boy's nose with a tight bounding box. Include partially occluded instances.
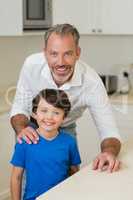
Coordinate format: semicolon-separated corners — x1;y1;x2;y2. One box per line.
46;112;53;119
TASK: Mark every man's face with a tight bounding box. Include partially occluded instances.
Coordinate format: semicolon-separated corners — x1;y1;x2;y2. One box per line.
44;33;81;86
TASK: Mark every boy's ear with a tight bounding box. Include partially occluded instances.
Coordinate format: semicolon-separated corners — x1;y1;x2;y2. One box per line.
32;112;37;119
63;113;66;120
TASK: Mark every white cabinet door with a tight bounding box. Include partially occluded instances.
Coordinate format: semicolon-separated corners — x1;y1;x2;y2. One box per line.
77;110;99;167
0;0;23;36
0;113;15;198
99;0;133;34
112;104;133;140
53;0;92;34
53;0;133;35
2;0;133;36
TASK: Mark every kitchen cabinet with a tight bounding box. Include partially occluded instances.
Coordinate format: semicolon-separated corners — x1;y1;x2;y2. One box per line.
53;0;91;34
112;104;133;140
0;87;15;199
0;112;14;199
0;0;23;36
1;0;133;36
98;0;133;34
53;0;133;35
77;110;99;167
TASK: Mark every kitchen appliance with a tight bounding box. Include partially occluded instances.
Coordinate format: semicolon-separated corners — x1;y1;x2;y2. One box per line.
99;75;118;94
118;71;130;94
23;0;52;30
117;65;133;94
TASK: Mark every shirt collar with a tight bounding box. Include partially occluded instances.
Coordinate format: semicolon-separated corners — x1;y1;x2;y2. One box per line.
69;61;83;87
41;63;58;88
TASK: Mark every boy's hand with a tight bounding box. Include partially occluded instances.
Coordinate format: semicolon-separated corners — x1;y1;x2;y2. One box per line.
17;126;39;144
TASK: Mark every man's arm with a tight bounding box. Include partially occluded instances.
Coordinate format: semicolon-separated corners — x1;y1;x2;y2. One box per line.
93;137;121;172
101;137;121;156
11;114;29;135
10;166;24;200
10;56;39;144
10;114;39;144
85;75;121;172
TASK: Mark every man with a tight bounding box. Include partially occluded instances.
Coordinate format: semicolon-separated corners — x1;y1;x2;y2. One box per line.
10;23;121;173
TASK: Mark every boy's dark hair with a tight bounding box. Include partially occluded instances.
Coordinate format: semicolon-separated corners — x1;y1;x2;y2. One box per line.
32;89;71;118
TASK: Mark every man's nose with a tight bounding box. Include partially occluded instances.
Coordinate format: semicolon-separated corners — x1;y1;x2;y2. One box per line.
57;55;65;66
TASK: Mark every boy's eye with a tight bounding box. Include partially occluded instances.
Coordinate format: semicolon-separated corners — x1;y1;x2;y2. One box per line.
41;109;47;113
53;111;60;115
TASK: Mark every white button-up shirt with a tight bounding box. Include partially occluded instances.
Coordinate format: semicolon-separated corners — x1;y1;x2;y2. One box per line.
11;53;120;141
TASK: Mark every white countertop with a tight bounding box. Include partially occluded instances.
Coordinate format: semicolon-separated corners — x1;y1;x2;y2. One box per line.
109;91;133;105
37;137;133;200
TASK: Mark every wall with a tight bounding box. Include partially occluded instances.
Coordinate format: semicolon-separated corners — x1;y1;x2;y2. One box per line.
1;35;133;88
0;36;43;89
80;35;133;74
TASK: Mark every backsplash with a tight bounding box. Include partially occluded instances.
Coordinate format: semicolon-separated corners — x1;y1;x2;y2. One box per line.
1;35;133;87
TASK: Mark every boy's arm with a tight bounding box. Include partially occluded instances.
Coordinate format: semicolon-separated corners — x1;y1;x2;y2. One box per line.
69;138;81;176
69;165;80;176
10;166;24;200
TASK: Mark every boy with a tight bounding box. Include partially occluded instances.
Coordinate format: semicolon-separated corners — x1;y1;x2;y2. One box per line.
10;89;81;200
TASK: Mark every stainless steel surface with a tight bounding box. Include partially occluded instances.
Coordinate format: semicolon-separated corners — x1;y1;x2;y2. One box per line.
99;74;118;94
23;0;52;30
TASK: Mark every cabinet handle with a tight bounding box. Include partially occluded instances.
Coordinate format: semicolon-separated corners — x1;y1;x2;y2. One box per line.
97;29;102;33
48;0;52;11
92;29;96;33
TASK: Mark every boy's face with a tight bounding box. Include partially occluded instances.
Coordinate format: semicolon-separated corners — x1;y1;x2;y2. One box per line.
33;98;65;133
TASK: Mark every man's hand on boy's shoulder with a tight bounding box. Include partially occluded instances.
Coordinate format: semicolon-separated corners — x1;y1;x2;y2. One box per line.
17;126;39;144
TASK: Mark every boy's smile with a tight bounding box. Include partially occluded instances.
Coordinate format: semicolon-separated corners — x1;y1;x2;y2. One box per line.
33;98;65;138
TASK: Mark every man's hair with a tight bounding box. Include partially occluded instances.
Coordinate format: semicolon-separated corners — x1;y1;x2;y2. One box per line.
32;89;71;118
44;23;80;47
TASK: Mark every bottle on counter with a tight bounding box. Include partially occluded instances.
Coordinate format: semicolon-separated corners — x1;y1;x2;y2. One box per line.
118;71;131;94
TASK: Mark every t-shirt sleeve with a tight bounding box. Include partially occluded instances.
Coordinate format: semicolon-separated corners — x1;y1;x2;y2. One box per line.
10;142;26;168
69;139;81;166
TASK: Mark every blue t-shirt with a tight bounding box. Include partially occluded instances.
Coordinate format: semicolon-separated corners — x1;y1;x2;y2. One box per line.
11;130;81;200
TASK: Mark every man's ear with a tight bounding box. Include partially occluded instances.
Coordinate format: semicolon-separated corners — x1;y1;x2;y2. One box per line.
43;47;47;55
76;46;81;59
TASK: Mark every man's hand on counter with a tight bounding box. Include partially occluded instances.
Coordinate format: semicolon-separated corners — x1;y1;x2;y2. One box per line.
92;137;121;173
92;152;121;172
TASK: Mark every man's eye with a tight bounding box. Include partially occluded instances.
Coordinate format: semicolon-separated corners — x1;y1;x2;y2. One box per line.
51;52;57;57
65;52;72;57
